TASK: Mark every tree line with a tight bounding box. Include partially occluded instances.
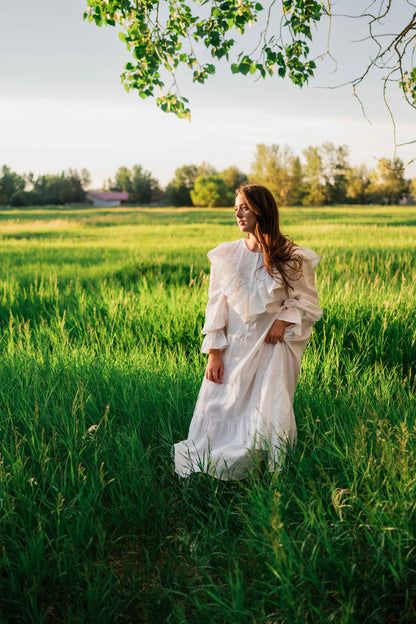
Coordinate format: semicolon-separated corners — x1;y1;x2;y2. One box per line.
167;143;411;207
0;167;91;207
1;142;413;208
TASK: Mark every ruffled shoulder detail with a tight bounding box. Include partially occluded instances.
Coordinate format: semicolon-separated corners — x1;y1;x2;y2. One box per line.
294;246;321;268
207;239;284;322
207;240;239;264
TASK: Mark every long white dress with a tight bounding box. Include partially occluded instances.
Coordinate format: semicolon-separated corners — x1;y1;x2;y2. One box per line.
174;237;323;480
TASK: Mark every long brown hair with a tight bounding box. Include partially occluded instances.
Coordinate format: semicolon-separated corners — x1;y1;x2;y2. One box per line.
236;183;302;289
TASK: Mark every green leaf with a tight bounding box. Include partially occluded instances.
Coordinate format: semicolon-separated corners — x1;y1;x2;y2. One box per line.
231;63;240;74
238;62;251;75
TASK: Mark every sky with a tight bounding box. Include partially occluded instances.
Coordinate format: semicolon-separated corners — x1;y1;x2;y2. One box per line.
1;0;415;189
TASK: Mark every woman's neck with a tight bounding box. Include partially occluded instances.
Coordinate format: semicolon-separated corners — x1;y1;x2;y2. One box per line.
245;233;262;253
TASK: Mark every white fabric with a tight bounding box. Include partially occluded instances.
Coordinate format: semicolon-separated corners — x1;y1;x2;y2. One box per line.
174;238;323;480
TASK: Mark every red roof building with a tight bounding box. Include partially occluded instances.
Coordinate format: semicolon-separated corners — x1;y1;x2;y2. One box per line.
87;191;129;207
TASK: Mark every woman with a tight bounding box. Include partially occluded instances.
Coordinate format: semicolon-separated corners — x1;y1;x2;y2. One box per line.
174;184;322;480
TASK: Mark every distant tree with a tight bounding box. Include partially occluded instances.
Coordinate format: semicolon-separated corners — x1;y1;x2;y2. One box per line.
191;175;234;207
10;190;39;207
80;168;91;190
108;166;131;192
108;165;159;203
368;158;409;205
25;172;35;189
286;156;305;206
130;165;160;203
197;162;217;177
166;162;217;206
249;144;293;205
166;164;200;206
411;178;416;200
321;143;349;204
300;143;350;205
10;170;86;206
0;165;26;204
32;170;86;205
345;165;371;204
221;166;247;194
302;146;327;206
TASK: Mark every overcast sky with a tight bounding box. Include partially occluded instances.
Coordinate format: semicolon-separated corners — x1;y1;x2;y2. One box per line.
1;0;415;188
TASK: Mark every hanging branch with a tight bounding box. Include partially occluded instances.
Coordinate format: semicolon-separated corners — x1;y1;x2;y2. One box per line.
84;0;416;169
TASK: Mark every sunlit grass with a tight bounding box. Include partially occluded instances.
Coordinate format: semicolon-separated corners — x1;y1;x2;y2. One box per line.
0;204;415;622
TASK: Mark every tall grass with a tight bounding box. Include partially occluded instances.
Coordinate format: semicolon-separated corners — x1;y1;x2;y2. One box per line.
0;205;415;623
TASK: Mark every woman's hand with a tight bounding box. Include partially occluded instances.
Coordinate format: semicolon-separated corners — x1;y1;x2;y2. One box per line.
205;350;224;384
265;319;292;345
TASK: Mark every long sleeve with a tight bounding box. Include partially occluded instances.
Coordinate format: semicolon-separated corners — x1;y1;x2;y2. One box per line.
201;256;229;354
274;250;323;337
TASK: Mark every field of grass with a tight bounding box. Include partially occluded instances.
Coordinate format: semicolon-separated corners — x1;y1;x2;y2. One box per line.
0;204;415;623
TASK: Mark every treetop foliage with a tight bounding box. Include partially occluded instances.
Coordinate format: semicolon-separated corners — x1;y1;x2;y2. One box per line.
166;163;246;205
0;165;25;205
84;0;416;138
190;173;234;206
84;0;322;119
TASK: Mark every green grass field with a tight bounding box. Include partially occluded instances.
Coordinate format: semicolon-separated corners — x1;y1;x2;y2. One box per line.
0;204;415;623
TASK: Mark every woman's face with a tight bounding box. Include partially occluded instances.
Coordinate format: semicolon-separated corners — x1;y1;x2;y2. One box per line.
234;193;257;235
